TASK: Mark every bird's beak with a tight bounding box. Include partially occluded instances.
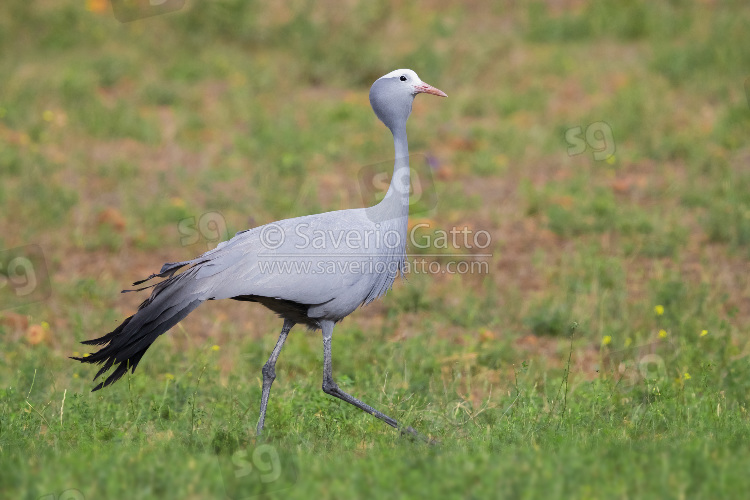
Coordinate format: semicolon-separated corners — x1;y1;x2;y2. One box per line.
414;82;447;97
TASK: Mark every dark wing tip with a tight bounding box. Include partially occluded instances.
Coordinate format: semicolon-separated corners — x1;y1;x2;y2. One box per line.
70;355;94;363
132;273;159;286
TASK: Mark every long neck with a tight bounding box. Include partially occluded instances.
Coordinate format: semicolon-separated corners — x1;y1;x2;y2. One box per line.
380;123;410;216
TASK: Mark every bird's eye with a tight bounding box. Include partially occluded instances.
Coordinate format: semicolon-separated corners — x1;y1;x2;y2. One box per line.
400;75;407;81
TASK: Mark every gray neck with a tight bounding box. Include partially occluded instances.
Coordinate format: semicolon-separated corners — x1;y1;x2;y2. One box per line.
370;123;409;221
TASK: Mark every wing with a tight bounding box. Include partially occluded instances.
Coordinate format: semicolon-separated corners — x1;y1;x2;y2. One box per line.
144;208;407;309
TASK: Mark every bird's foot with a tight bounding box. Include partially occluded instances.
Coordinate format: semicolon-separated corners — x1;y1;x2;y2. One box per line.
398;425;439;446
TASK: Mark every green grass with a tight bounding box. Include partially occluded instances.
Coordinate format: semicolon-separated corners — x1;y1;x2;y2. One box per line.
2;328;748;499
2;0;750;498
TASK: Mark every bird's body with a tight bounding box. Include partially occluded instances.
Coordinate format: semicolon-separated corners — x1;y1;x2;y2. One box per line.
146;205;407;326
74;69;446;438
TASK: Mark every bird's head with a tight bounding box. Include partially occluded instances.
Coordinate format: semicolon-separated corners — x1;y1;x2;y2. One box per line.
369;69;447;132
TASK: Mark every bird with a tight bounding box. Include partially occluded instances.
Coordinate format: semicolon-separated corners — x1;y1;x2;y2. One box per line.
73;69;447;438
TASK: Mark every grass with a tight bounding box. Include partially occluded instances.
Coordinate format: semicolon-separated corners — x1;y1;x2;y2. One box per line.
2;0;750;498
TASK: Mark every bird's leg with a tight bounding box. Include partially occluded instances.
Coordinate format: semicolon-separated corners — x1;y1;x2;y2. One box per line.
256;319;294;436
319;320;424;441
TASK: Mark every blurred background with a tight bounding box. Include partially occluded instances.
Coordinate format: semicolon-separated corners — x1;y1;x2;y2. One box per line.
2;1;750;498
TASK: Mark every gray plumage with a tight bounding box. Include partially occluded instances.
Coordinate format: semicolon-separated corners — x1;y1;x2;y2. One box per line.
73;69;447;437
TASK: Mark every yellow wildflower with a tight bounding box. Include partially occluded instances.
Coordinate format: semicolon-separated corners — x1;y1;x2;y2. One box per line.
211;344;220;351
165;373;175;380
602;336;612;346
654;305;664;316
684;372;691;380
700;330;708;337
658;329;667;338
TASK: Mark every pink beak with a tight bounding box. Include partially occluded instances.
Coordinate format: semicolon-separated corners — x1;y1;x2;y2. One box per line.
414;82;448;97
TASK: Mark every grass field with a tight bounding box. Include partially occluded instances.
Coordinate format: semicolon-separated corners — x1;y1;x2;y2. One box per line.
2;1;750;498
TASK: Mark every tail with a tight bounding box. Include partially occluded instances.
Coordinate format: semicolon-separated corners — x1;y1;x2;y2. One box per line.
72;264;208;391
